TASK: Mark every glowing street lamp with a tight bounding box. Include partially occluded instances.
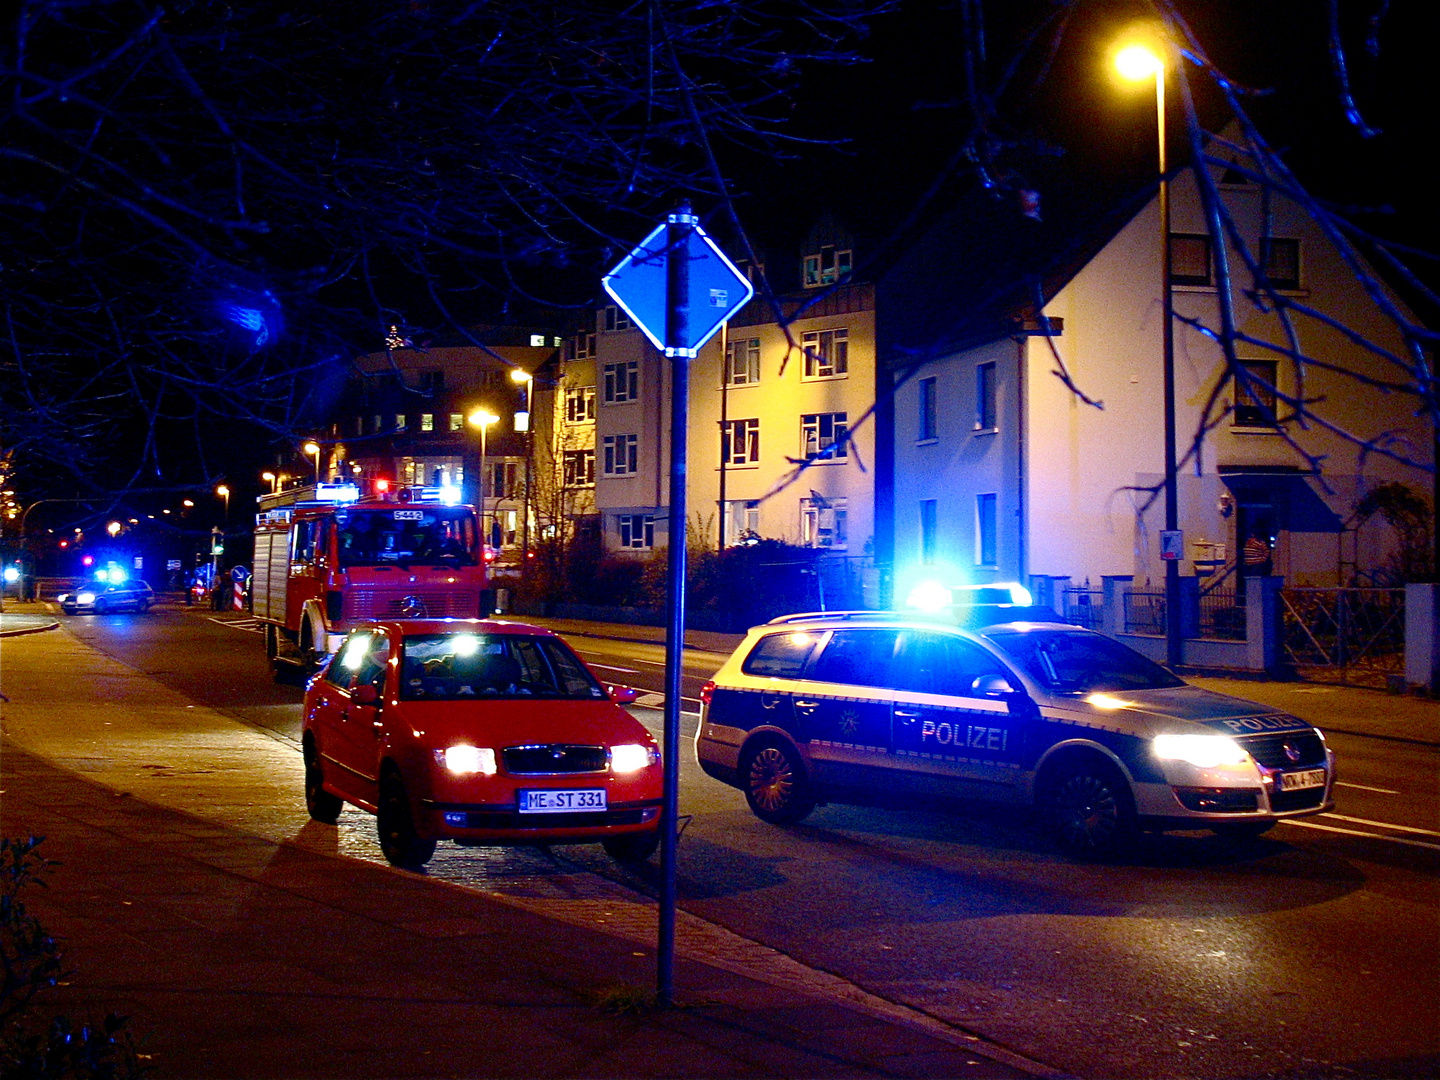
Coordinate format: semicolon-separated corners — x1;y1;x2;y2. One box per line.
216;484;230;523
510;369;535;563
468;410;499;548
106;521;122;538
262;470;278;494
1114;32;1182;668
303;441;322;484
510;368;533;433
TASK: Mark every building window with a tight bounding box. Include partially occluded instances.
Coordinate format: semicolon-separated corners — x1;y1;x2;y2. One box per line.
801;328;848;379
920;499;938;564
394;413;407;432
976;362;997;432
569;332;597;360
419;370;444;392
1170;233;1212;286
720;418;761;466
448;413;464;432
976;493;998;567
1233;359;1279;427
801;496;848;549
918;377;938;441
420;413;435;432
726;337;761;385
487;462;518;498
563;449;595;487
722;499;761;544
618;514;654;550
602;305;632;332
801;412;848;461
1260;237;1301;291
603;433;639;476
802;245;852;288
603;361;639;404
565;385;596;424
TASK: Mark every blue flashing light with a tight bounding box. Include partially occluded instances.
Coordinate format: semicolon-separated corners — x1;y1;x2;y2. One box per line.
438;484;462;506
905;580;954;613
2;566;18;583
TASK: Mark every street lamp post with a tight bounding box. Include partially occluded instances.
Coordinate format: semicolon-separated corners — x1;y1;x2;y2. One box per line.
510;369;534;569
216;484;230;524
303;441;322;486
1116;38;1183;669
467;410;499;552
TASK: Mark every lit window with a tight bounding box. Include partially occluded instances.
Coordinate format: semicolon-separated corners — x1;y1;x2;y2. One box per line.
394;414;407;432
603;434;639;476
976;493;998;567
618;514;654;549
720;418;760;466
802;245;853;288
1170;234;1212;286
563;450;595;486
1260;238;1300;291
976;362;997;432
801;328;848;379
603;361;639;404
448;413;464;432
420;413;435;432
918;377;937;441
1233;359;1279;427
801;496;847;549
565;386;596;424
726;338;761;385
722;500;761;544
602;305;632;332
801;412;848;461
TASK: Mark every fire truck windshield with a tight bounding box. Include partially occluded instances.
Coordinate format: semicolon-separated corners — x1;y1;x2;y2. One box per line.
335;507;478;568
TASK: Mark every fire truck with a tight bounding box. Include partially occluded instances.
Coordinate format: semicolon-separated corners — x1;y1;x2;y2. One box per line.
252;482;488;675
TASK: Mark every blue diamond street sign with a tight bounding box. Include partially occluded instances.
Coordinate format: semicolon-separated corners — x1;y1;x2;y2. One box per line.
602;213;755;358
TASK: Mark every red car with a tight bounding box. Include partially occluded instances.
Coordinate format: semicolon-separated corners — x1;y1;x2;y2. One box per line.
301;619;662;869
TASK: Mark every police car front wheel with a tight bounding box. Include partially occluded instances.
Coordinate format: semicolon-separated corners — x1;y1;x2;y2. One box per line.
1046;760;1138;858
742;742;815;825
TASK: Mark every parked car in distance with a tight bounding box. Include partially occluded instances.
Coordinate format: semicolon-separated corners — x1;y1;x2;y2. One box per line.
696;611;1335;858
57;579;155;615
301;619;663;869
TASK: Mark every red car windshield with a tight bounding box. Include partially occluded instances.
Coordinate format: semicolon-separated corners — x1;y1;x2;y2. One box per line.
399;633;607;701
336;507;477;568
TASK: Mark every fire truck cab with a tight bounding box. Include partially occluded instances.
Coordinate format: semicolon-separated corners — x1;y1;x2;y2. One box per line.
252;482;488;674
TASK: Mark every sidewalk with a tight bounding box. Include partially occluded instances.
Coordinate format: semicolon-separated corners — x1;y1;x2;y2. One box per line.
0;623;1049;1079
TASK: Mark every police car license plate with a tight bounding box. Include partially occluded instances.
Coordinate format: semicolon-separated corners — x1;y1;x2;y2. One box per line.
1279;768;1326;792
518;789;607;814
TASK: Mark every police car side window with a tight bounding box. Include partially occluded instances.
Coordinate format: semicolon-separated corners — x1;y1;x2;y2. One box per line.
741;632;817;678
809;630;901;688
893;633;1006;697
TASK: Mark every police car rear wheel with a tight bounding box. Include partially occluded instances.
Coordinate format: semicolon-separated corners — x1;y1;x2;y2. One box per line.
743;742;814;825
1048;762;1136;858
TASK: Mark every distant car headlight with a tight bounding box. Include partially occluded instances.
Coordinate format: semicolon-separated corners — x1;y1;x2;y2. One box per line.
1153;733;1249;769
433;745;496;776
610;743;658;774
76;591;97;605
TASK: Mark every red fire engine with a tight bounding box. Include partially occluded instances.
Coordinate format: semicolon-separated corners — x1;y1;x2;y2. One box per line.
252;482;488;675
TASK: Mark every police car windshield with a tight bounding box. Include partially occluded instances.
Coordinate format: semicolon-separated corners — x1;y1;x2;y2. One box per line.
336;508;477;568
986;629;1184;693
399;633;607;702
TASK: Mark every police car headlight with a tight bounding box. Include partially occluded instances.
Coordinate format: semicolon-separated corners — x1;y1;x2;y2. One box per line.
434;745;496;776
1153;734;1248;769
610;743;657;774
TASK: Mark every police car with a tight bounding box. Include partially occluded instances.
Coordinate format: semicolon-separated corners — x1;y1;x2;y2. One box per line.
695;610;1335;856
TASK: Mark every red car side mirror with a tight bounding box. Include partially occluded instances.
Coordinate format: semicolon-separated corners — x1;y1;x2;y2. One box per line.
353;684;380;706
607;684;639;705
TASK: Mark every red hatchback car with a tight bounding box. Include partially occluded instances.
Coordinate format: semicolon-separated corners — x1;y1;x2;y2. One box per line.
301;619;663;869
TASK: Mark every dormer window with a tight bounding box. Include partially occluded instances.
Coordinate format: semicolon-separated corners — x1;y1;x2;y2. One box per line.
803;245;852;289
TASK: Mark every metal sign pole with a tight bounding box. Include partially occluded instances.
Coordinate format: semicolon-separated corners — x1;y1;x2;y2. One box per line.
657;201;694;1008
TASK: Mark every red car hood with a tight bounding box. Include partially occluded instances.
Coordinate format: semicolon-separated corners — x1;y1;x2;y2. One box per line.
390;698;653;748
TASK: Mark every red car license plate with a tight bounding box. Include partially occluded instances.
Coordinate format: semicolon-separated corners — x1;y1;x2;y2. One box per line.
518;789;607;813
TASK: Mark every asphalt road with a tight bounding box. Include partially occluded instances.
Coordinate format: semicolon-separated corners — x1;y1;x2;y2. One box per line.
53;604;1440;1078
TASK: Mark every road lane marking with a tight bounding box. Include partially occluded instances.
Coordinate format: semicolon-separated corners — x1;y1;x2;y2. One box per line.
586;663;641;674
1335;780;1401;795
209;616;263;634
1323;812;1440;837
1282;819;1440;852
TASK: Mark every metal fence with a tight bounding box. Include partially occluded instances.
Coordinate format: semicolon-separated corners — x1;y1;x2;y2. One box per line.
1198;586;1246;641
1124;587;1166;636
1281;587;1405;687
1060;583;1104;630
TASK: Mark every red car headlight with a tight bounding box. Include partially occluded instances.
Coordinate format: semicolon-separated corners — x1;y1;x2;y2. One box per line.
609;744;659;774
432;746;497;776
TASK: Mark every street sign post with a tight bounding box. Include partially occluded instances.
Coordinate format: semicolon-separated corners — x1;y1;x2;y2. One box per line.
602;206;751;1008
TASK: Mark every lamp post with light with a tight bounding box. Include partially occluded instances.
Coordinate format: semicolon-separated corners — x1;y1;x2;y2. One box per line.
1116;35;1182;669
303;441;322;486
510;369;534;568
216;484;230;524
467;410;499;552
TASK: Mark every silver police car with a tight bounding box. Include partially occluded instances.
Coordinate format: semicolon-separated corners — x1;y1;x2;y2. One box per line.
695;612;1335;857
